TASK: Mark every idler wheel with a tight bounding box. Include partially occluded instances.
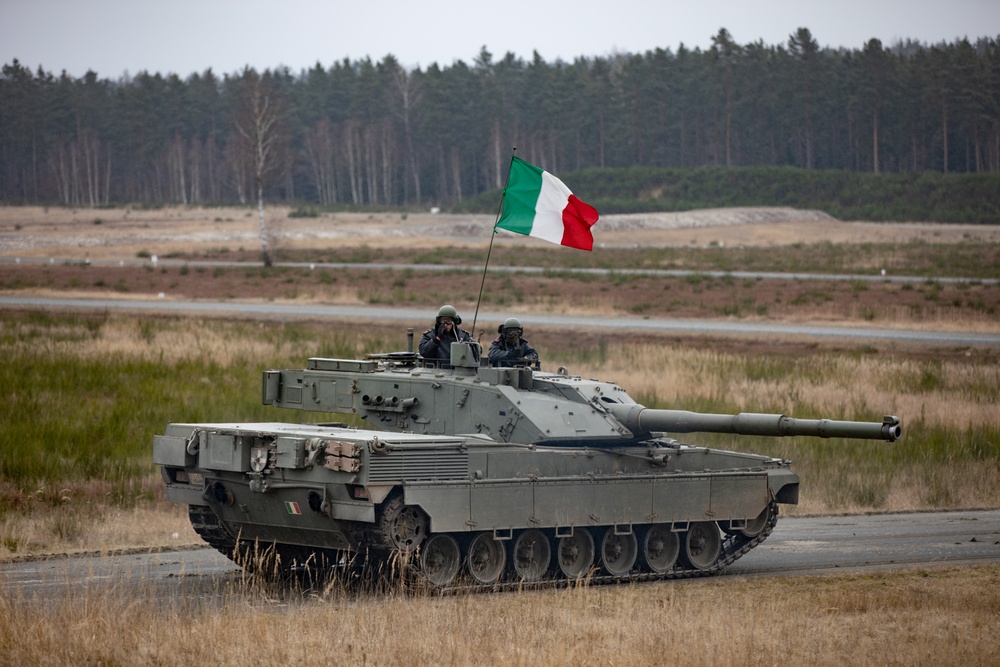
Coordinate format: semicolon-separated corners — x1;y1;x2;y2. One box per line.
681;521;722;571
467;532;507;585
721;504;773;539
379;496;429;552
420;534;461;587
557;528;595;580
742;506;771;538
599;528;638;577
641;524;680;574
511;529;551;582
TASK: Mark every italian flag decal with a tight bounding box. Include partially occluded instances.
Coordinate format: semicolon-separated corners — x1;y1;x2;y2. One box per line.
284;501;302;515
496;156;600;251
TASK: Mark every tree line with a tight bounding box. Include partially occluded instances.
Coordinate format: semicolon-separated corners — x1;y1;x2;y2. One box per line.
2;28;999;209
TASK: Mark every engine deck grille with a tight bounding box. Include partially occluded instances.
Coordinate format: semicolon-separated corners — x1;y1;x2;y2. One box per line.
367;450;469;482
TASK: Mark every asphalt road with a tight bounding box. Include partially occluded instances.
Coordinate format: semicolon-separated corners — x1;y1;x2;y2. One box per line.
3;295;999;347
3;510;997;606
2;255;997;286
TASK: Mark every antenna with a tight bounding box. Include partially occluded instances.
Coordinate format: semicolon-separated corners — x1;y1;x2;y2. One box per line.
471;148;517;335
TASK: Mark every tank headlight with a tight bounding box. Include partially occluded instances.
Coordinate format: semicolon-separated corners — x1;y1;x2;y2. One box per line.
250;447;269;472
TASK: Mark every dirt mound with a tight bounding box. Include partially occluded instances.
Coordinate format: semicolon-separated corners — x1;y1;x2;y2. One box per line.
597;207;836;231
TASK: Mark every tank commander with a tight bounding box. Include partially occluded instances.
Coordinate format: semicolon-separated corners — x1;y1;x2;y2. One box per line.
488;317;539;368
419;305;475;367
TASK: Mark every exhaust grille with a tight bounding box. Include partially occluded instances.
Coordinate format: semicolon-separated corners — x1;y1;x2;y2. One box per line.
367;450;469;482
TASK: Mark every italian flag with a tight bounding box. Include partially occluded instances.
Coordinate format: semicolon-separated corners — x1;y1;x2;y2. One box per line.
496;157;599;251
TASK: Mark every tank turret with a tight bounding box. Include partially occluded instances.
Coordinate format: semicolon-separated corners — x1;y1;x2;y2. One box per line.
153;334;901;589
261;339;901;447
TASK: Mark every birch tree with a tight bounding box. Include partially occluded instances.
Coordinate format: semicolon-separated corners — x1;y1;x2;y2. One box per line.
389;56;422;205
233;67;282;266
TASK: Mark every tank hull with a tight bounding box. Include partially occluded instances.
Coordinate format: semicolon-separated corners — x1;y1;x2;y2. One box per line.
154;420;797;585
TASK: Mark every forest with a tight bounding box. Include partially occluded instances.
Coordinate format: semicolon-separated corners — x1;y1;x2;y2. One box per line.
1;28;999;213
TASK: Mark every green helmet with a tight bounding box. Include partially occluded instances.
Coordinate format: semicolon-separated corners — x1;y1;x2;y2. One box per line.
503;317;522;331
437;304;461;325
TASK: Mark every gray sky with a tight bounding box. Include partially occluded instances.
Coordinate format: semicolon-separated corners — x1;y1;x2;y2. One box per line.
2;0;999;79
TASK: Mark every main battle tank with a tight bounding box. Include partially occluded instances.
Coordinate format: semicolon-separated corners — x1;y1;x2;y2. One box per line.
154;334;901;588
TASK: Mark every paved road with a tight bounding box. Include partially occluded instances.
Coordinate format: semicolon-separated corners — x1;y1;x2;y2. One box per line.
2;255;997;286
724;509;1000;576
3;295;999;347
4;257;998;346
2;510;997;606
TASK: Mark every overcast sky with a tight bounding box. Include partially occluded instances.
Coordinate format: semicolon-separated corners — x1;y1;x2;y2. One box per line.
3;0;999;80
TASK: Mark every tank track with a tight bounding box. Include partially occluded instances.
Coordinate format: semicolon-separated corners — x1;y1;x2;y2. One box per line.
189;504;349;576
188;504;238;556
189;503;778;591
432;502;779;593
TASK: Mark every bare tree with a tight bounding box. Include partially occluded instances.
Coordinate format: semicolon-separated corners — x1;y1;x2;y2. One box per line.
304;117;339;205
232;67;282;266
390;58;422;205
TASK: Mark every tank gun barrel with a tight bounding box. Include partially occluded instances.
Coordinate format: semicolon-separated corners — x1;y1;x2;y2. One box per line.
606;406;902;442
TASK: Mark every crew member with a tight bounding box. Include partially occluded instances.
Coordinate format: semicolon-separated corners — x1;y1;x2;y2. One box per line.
419;304;474;367
488;317;539;367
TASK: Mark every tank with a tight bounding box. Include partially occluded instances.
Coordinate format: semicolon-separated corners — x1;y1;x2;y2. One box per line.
154;336;902;588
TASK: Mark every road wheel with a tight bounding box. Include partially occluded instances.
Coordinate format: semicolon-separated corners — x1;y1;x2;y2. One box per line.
681;521;721;571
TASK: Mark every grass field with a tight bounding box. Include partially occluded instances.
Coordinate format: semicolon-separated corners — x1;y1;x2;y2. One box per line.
0;310;997;559
1;205;998;665
2;562;998;665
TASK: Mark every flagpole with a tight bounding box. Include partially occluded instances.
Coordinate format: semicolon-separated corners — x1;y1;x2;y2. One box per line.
470;148;517;338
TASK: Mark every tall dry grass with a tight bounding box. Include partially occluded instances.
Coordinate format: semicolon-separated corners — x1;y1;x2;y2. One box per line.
566;342;999;430
1;310;998;558
1;563;997;665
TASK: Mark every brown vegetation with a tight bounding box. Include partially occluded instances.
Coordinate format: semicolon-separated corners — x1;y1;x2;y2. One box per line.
0;310;997;561
1;206;998;663
2;563;998;665
3;207;999;340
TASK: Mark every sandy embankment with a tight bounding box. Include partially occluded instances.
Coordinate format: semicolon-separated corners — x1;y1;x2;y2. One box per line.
2;205;998;260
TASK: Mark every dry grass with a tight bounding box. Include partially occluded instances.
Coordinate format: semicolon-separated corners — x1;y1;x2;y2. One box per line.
24;314;306;365
1;313;997;559
2;207;998;662
0;495;201;558
4;205;999;338
10;315;997;433
576;343;999;431
1;562;997;665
